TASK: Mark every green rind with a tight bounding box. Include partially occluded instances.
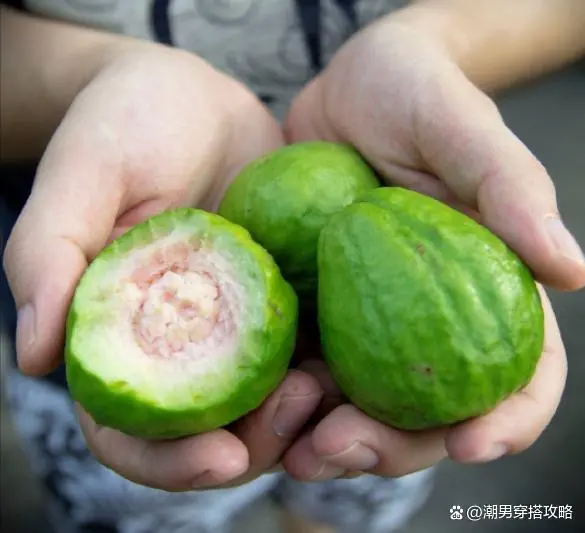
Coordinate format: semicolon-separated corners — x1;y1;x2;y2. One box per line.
318;187;544;430
218;141;380;298
65;208;298;439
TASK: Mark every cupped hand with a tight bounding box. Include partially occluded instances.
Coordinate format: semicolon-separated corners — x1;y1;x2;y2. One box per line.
282;20;582;480
284;288;566;481
285;22;585;292
3;43;322;491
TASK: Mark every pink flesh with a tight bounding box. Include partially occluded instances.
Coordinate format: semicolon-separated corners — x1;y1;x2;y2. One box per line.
129;243;235;359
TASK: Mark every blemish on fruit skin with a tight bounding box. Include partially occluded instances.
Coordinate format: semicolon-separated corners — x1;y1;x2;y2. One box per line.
410;364;433;376
111;380;130;392
416;244;425;255
269;302;283;318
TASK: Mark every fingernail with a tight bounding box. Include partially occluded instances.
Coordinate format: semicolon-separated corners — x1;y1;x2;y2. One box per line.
309;462;346;481
322;442;379;471
473;443;508;463
16;304;36;360
272;393;319;437
192;470;220;488
545;216;585;265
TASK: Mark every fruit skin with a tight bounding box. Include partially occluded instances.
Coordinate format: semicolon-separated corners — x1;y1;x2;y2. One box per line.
218;141;379;299
65;208;298;440
317;187;545;430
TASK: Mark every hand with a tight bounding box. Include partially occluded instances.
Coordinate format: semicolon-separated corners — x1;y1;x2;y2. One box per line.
283;288;566;480
282;20;584;481
3;43;322;491
285;22;585;291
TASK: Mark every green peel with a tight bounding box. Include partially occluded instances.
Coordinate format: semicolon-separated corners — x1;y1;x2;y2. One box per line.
65;208;298;439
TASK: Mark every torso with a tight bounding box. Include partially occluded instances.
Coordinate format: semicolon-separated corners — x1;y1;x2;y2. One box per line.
19;0;409;119
1;0;409;386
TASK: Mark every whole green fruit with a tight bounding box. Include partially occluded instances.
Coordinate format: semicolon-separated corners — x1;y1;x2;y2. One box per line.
218;141;380;299
318;187;544;430
65;208;298;439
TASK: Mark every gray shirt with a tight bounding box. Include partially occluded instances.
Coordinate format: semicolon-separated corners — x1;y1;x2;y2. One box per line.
21;0;408;119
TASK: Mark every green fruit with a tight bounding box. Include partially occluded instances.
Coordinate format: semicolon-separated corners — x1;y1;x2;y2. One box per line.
218;141;380;299
65;208;298;439
318;187;544;430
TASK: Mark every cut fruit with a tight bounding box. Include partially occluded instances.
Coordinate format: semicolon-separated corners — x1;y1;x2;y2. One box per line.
65;208;298;439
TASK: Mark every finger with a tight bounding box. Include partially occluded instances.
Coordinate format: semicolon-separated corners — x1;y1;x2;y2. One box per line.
77;405;249;491
283;76;342;145
446;287;567;463
283;404;447;482
283;74;476;221
2;74;229;376
3;118;123;375
413;68;585;291
362;165;482;222
282;431;346;481
297;359;346;420
230;369;323;477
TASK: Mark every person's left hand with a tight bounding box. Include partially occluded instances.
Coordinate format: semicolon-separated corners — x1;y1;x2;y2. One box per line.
281;18;583;481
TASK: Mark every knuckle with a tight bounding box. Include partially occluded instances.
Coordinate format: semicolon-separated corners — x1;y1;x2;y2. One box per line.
312;414;365;458
283;369;323;397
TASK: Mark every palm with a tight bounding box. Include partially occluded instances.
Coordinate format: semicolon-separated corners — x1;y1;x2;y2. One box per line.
287;28;486;212
3;46;321;492
279;24;579;481
285;24;585;292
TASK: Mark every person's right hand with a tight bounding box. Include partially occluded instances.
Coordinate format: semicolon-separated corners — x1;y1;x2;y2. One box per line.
280;13;584;481
3;42;323;491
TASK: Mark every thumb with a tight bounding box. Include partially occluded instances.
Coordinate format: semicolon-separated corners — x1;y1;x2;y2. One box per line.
412;70;585;291
3;123;123;376
283;77;343;144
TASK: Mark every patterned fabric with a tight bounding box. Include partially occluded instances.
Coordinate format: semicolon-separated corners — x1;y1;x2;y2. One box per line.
17;0;409;120
275;470;434;533
3;361;435;533
3;366;281;533
1;1;435;532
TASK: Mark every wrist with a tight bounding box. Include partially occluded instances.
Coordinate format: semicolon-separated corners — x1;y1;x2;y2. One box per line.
378;0;585;93
0;8;152;161
51;36;145;111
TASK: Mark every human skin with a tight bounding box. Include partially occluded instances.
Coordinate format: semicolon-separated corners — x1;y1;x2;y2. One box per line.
1;6;324;492
282;0;585;483
2;0;585;501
